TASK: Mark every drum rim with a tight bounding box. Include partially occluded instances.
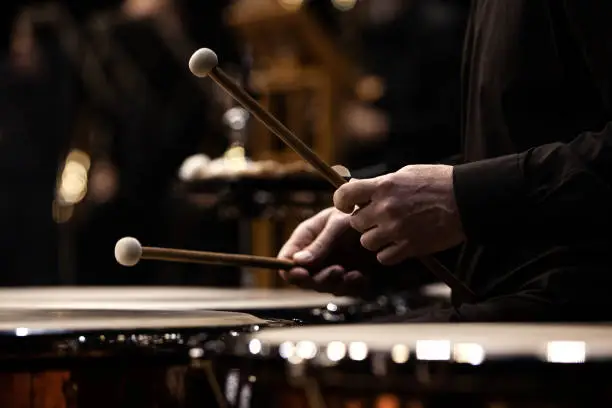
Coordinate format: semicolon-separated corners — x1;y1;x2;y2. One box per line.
229;322;612;365
0;309;268;335
0;286;359;308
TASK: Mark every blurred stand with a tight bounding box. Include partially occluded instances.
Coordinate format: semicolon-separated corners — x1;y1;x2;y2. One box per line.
221;0;359;287
339;0;469;173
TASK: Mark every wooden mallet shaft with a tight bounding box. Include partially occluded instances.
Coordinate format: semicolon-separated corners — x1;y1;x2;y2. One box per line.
115;237;294;270
144;247;294;269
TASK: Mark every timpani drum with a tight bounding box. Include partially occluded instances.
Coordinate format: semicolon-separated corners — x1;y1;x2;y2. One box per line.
0;287;390;324
215;323;612;407
0;309;269;408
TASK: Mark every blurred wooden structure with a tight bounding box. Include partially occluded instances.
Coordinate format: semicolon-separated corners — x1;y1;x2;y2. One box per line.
226;0;359;288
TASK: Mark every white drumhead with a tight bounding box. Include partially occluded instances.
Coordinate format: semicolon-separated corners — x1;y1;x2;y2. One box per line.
420;283;451;299
0;309;265;333
0;287;356;310
247;323;612;361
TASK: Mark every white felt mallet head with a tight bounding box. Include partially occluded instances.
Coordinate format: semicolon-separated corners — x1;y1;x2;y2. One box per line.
189;48;219;78
332;165;351;179
114;237;143;267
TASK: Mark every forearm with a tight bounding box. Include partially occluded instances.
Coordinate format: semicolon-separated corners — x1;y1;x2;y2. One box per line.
452;123;612;244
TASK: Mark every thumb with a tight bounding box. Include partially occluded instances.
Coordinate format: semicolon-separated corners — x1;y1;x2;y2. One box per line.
333;177;379;213
294;217;347;264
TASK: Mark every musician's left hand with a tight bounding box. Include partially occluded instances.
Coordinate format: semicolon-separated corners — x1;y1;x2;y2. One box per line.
333;165;466;265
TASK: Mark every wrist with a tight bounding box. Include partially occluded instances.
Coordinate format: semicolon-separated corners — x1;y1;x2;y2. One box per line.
448;166;467;241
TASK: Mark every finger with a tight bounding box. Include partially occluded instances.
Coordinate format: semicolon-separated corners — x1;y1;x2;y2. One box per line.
376;240;411;266
359;226;393;252
278;236;308;281
293;215;348;265
282;267;316;289
349;202;378;232
333;178;379;213
335;270;368;297
311;266;345;293
278;226;311;260
278;208;332;261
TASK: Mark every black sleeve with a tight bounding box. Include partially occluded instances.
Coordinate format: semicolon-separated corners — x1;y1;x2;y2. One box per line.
453;123;612;244
453;0;612;245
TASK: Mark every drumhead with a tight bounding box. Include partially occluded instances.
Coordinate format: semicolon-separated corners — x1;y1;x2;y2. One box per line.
244;323;612;362
0;287;356;310
0;309;265;334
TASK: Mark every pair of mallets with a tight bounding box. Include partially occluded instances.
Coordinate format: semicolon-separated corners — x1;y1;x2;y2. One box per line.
114;48;476;303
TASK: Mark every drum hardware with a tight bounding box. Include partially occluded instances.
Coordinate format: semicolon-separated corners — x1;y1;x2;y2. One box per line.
289;377;326;408
0;309;277;408
188;359;229;408
206;323;612;407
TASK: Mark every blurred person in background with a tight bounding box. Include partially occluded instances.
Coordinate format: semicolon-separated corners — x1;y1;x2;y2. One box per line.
72;0;237;285
0;4;77;285
74;0;242;286
343;0;469;174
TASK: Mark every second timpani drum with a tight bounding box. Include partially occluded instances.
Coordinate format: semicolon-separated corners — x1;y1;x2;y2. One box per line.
214;323;612;407
0;287;391;323
0;309;268;408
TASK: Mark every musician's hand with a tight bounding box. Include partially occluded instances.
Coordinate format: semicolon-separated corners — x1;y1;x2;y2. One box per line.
334;165;466;265
277;207;367;296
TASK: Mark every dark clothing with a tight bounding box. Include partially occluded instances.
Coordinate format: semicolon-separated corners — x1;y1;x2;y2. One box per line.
0;49;76;285
448;0;612;320
347;0;467;171
367;0;467;167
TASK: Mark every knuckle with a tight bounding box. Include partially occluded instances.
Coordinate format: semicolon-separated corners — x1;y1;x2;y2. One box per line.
378;200;393;216
387;221;402;237
330;210;349;224
349;215;364;232
377;178;395;192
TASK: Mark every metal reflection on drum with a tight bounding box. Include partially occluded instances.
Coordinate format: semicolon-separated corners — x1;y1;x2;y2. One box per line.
415;340;451;361
15;327;28;336
326;341;347;362
279;341;295;359
348;342;368;361
189;347;204;359
296;340;318;360
453;343;485;365
326;303;339;312
391;344;409;364
546;341;586;363
248;339;262;355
